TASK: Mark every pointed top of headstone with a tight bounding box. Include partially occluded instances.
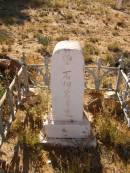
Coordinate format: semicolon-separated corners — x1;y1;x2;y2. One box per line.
53;40;82;54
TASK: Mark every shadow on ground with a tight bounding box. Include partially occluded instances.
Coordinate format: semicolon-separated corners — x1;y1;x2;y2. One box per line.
0;0;40;25
0;143;30;173
45;145;103;173
115;142;130;164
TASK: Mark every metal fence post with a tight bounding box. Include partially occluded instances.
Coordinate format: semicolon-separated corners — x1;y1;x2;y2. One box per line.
95;58;102;90
0;106;4;140
6;85;15;121
16;69;21;105
5;70;15;121
115;57;124;92
122;72;130;101
21;54;29;95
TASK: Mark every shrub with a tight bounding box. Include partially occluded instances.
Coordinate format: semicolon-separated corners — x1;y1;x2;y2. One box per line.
116;21;127;28
36;33;51;48
98;116;118;145
30;0;45;6
19;127;40;147
0;29;14;45
56;35;69;41
51;0;68;8
108;42;121;52
105;52;116;66
83;42;99;64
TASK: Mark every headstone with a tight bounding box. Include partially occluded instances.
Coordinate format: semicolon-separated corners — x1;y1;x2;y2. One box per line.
51;41;84;122
42;41;95;146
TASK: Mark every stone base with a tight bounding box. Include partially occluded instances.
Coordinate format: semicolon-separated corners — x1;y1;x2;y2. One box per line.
40;133;96;148
40;112;96;147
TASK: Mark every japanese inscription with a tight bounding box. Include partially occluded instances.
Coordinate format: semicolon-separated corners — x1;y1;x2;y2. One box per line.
51;41;84;121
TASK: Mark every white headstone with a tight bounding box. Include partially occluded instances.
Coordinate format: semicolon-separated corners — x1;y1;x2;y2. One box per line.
43;41;95;146
51;41;84;122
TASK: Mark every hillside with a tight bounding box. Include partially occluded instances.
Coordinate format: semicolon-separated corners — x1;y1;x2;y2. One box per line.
0;0;130;173
0;0;130;64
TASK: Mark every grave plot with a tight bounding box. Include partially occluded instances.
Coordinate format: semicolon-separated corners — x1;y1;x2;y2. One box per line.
41;40;95;147
0;40;130;173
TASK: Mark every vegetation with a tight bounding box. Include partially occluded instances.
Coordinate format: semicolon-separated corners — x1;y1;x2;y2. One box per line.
36;33;51;47
0;29;14;45
108;42;121;53
83;42;99;64
11;88;50;148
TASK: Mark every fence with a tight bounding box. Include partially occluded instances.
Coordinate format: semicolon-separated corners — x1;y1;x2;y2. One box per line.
0;56;130;145
27;57;130;127
0;57;29;146
85;58;130;127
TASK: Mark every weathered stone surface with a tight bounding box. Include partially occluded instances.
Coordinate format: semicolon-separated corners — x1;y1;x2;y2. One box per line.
42;41;94;147
51;41;84;122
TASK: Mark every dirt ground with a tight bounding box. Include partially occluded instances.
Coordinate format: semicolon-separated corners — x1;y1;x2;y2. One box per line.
0;0;130;64
0;91;130;173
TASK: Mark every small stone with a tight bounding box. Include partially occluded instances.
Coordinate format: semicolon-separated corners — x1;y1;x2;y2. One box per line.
47;160;51;164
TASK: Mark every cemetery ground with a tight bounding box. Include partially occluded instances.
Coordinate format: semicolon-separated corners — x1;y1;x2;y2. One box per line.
0;0;130;173
0;89;130;173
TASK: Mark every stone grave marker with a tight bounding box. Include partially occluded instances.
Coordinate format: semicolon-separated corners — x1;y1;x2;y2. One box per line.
42;40;95;146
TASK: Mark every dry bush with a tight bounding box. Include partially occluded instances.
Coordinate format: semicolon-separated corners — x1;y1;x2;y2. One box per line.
108;42;121;53
11;89;51;148
96;113;130;148
0;29;14;45
83;42;99;64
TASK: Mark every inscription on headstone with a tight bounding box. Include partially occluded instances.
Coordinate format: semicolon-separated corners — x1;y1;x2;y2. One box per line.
43;41;94;146
51;42;84;122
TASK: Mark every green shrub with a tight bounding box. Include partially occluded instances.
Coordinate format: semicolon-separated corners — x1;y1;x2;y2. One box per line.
36;33;51;48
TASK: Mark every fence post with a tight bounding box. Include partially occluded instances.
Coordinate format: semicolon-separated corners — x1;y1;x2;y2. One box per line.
115;57;124;92
21;54;29;95
4;70;15;121
16;68;21;105
95;58;102;90
6;85;15;121
0;106;4;141
122;72;130;100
